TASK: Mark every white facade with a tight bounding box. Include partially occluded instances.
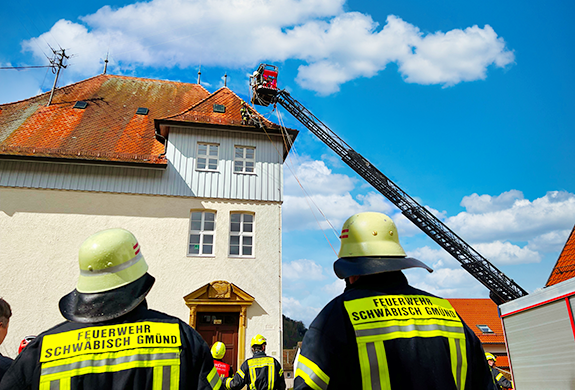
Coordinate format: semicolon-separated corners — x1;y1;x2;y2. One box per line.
0;124;287;365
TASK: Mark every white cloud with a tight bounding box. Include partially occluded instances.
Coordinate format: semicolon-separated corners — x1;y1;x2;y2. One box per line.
282;296;321;327
527;229;571;253
407;246;459;268
321;278;346;297
461;190;524;213
405;267;486;298
21;1;513;94
284;159;354;196
447;191;575;243
474;241;541;265
283;259;326;281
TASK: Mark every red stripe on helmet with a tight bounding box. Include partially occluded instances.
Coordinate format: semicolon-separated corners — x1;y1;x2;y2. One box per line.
342;229;349;233
340;235;349;239
135;248;141;255
133;243;139;249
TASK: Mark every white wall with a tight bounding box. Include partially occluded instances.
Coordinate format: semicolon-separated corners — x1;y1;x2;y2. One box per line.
0;187;283;361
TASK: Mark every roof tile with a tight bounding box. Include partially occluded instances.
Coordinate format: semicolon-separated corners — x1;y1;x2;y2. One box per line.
546;225;575;286
0;74;210;165
448;298;505;344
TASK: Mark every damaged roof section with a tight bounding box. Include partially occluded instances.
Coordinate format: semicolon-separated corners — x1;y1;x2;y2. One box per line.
0;74;298;168
155;86;298;145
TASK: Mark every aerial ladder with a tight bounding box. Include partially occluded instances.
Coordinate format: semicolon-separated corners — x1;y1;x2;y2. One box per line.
250;64;528;304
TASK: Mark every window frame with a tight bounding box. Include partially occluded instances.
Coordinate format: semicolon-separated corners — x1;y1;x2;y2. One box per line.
233;145;256;175
196;143;220;172
476;324;494;334
229;212;255;258
187;210;216;257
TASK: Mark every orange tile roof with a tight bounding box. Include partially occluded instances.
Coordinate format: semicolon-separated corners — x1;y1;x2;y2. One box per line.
546;225;575;286
448;298;505;344
161;87;280;128
1;74;294;167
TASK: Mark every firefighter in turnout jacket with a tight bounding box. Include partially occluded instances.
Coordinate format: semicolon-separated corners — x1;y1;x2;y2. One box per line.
486;353;513;389
294;212;496;390
225;334;285;390
212;341;233;378
0;228;221;390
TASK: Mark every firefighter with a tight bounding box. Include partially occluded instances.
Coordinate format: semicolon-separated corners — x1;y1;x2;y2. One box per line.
225;334;285;390
0;298;12;383
212;341;233;378
486;353;513;389
18;336;36;354
294;212;496;390
240;102;251;125
0;228;221;390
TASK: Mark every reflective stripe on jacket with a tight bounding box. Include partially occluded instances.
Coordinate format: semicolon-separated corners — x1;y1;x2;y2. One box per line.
0;303;221;390
225;351;285;390
294;272;497;390
343;295;467;390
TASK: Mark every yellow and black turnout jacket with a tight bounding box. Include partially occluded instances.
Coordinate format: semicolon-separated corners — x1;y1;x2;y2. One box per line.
225;351;285;390
491;367;512;389
294;272;496;390
0;302;221;390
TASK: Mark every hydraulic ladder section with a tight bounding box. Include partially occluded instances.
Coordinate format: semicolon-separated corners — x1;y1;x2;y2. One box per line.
273;89;528;304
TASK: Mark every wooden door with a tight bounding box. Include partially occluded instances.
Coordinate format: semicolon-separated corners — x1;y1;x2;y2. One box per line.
196;312;239;372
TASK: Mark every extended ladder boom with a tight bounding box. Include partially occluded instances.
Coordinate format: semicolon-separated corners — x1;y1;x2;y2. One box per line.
273;89;528;304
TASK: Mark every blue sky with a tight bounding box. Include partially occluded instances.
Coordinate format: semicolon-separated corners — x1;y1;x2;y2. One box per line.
1;0;574;326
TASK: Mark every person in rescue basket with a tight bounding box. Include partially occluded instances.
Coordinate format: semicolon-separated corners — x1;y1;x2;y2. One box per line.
224;334;285;390
0;228;221;390
211;341;233;378
294;212;497;390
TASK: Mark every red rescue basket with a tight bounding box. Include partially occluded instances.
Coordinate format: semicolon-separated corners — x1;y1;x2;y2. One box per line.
251;64;279;106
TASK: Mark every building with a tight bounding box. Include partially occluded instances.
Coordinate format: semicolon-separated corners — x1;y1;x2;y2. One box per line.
448;299;510;374
546;225;575;286
0;73;297;372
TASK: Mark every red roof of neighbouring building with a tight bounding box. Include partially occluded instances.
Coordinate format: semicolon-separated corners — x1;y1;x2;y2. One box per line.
0;74;296;167
448;298;505;344
546;225;575;286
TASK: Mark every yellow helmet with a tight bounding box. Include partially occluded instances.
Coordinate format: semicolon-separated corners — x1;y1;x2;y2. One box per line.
251;334;267;347
334;212;433;279
485;352;496;362
59;228;155;323
211;341;226;359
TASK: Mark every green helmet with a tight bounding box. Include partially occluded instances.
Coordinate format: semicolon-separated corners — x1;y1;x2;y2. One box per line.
334;212;433;279
76;228;148;293
59;228;155;323
211;341;226;359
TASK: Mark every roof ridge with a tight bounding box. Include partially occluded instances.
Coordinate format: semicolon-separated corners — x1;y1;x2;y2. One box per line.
546;223;575;286
0;73;107;107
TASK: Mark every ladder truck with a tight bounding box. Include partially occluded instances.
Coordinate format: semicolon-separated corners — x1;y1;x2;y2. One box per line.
250;63;528;305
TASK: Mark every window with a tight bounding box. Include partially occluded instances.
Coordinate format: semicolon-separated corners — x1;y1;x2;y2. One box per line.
197;143;219;171
230;213;254;256
188;211;215;256
476;324;494;334
234;146;255;174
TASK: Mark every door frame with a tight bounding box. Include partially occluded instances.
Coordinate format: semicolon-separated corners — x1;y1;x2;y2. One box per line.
184;280;254;365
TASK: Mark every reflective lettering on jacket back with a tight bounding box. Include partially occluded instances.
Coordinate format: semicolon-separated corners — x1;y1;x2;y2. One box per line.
344;295;467;390
39;321;181;390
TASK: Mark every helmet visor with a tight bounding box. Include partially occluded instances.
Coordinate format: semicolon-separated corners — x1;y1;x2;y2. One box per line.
334;256;433;279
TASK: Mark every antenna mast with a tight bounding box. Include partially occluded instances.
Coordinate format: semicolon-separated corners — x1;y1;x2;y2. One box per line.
103;52;109;74
197;65;202;84
47;49;69;107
